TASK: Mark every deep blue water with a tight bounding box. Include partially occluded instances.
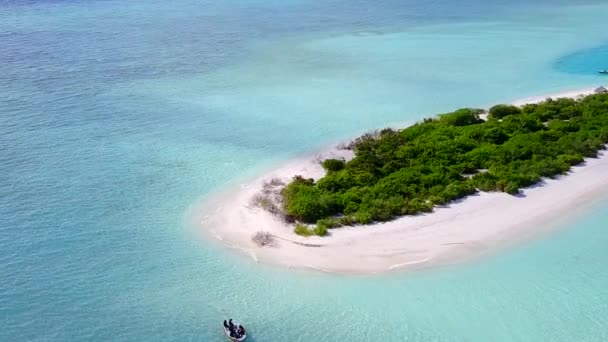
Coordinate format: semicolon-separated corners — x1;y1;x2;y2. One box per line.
2;0;608;341
555;43;608;75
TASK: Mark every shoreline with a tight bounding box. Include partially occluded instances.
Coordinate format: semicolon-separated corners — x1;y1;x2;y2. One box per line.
195;85;608;274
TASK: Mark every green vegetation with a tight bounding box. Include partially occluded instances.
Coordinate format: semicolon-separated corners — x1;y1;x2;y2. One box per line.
283;94;608;233
294;223;327;237
321;158;346;172
488;104;521;119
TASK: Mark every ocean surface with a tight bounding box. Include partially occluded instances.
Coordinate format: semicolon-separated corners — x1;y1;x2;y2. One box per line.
2;0;608;340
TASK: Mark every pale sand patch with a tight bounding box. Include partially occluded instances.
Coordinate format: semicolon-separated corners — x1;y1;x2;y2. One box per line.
195;86;608;274
510;87;597;106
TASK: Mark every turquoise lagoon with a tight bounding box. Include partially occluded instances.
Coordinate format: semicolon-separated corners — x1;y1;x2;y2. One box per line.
1;0;608;340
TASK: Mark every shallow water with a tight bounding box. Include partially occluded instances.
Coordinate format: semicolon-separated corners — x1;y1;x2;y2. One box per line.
2;0;608;340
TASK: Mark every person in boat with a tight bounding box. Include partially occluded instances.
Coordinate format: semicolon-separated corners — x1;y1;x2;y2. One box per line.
228;319;234;332
223;320;229;330
237;325;245;337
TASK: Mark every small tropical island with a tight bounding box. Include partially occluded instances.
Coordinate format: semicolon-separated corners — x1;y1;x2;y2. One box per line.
281;91;608;236
198;87;608;273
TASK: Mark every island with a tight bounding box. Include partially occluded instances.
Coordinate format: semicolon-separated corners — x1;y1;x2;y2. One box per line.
280;93;608;236
197;87;608;274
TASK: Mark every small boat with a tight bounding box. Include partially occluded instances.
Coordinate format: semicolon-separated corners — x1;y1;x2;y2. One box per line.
599;70;608;75
223;320;247;341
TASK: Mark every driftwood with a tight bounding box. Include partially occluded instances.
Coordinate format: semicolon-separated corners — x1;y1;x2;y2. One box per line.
251;231;321;248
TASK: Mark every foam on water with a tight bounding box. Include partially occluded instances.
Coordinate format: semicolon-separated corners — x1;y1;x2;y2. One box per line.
2;0;608;341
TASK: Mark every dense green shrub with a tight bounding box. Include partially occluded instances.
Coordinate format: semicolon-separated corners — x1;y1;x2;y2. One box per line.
489;104;521;119
282;94;608;231
337;216;356;226
321;158;346;172
294;223;328;237
313;225;328;236
482;127;509;144
439;108;484;126
503;182;520;195
294;223;314;236
316;218;342;230
283;181;333;223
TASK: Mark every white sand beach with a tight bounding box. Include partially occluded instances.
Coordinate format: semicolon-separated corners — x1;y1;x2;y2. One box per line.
196;86;608;274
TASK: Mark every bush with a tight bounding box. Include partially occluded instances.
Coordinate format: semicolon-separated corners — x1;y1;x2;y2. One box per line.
283;181;334;223
338;216;356;226
558;154;584;166
428;195;448;206
489;104;521;119
439;108;484;126
294;223;328;237
504;182;520;195
316;218;342;230
406;198;432;214
353;210;373;224
294;224;314;237
471;172;499;191
482;127;509;144
313;225;328;236
321;158;346;172
442;181;476;201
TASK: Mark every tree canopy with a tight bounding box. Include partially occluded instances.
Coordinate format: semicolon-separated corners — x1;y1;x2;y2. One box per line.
283;94;608;235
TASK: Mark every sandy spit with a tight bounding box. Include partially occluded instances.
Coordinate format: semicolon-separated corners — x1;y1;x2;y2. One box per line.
195;86;608;274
